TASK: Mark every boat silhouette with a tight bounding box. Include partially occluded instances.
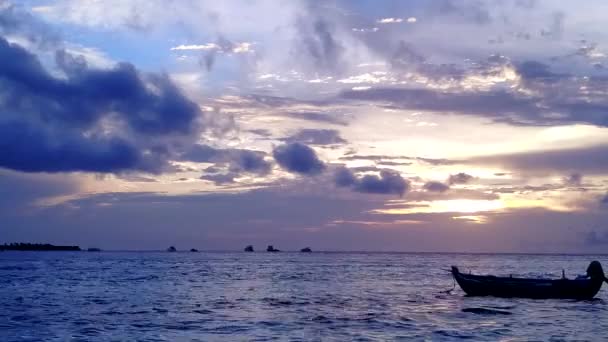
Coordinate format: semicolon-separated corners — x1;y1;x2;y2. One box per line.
452;261;607;299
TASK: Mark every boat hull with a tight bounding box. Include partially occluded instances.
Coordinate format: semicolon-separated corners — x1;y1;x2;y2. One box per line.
452;267;603;300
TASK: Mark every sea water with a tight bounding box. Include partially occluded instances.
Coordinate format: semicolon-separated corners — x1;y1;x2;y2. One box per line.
1;252;607;341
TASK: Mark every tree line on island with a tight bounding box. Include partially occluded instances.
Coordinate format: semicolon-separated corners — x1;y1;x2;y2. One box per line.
0;243;81;251
0;242;312;252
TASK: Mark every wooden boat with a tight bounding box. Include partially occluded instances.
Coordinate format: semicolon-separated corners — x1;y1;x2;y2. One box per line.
451;261;607;299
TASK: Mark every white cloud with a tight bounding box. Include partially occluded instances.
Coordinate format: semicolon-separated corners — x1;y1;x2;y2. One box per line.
377;18;403;24
170;43;219;51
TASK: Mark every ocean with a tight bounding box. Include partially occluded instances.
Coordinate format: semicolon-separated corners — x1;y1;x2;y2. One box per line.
1;251;607;341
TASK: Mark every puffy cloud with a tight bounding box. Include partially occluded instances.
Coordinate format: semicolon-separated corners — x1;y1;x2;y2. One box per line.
423;181;450;193
334;167;357;187
272;143;325;175
282;129;347;145
448;172;474;185
355;170;409;197
0;38;205;173
334;167;409;197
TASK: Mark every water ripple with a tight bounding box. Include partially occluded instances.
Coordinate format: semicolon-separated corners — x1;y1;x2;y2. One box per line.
0;252;607;340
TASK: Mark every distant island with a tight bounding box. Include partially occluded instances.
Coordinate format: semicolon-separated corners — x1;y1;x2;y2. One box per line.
0;243;81;251
244;245;254;252
300;247;312;253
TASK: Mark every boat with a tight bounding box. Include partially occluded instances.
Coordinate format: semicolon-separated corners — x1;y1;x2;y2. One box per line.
244;245;254;252
451;261;607;299
300;247;312;253
266;245;280;252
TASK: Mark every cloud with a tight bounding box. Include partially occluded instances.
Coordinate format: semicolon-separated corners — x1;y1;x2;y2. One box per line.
334;167;409;197
0;3;59;48
181;145;271;175
339;61;608;128
284;112;348;126
282;129;347;146
294;11;345;74
467;145;608;175
0;38;206;173
516;60;565;82
334;166;357;187
200;173;237;185
423;181;450;193
601;193;608;205
448;172;474;185
273;143;325;175
563;173;583;186
377;18;403;24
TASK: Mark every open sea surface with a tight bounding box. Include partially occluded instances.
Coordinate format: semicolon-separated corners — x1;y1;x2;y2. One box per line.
1;252;607;341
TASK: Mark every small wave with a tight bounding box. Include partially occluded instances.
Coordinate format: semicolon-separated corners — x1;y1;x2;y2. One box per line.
462;307;512;315
0;266;33;271
193;309;214;315
310;315;332;324
262;297;310;307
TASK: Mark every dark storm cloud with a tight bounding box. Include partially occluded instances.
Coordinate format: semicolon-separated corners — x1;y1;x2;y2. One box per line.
334;167;409;197
181;145;271;175
282;129;347;146
423;181;450;193
467;145;608;175
273;143;325;175
0;38;205;173
448;172;474;185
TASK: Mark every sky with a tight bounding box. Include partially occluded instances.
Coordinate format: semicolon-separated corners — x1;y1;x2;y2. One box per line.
1;0;608;252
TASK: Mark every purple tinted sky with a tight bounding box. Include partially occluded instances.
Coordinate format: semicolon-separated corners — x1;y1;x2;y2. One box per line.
1;0;608;252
